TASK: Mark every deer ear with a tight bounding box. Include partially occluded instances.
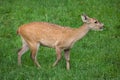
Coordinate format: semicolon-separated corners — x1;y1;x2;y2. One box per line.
81;15;90;23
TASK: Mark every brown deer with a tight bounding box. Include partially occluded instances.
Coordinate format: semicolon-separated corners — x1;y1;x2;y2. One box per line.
17;15;104;70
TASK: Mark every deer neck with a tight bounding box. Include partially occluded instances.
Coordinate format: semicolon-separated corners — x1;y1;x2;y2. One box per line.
73;24;90;42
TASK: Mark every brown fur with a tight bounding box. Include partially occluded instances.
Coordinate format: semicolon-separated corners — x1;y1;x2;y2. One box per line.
17;15;104;70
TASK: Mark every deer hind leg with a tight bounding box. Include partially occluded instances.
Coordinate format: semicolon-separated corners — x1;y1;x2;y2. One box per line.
29;42;41;68
18;38;29;66
52;47;62;67
64;49;70;70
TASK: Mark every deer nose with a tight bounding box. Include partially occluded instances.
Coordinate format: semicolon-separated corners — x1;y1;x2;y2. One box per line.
100;27;103;29
100;23;104;29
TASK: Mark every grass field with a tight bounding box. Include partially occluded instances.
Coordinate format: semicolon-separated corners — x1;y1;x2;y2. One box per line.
0;0;120;80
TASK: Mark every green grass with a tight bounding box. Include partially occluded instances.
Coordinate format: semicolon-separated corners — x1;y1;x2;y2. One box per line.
0;0;120;80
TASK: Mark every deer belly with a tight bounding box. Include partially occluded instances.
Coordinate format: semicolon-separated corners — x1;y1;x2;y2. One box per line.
39;39;56;48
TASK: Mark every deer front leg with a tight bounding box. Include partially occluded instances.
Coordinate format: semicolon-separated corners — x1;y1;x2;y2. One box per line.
52;47;62;67
64;49;70;70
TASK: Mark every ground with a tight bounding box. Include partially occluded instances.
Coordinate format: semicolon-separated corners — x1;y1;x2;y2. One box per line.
0;0;120;80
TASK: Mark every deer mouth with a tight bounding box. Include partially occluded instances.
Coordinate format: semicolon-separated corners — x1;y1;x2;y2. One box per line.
99;27;103;31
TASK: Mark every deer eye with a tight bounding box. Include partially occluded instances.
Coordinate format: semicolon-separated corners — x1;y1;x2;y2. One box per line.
94;21;98;23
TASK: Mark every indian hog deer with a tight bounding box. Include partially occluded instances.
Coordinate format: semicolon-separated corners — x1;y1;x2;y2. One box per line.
17;15;104;70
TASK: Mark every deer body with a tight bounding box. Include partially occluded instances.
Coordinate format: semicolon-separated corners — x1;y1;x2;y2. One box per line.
18;22;89;49
17;15;104;70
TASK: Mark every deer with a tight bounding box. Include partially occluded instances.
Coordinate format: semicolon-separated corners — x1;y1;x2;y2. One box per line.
17;14;104;70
